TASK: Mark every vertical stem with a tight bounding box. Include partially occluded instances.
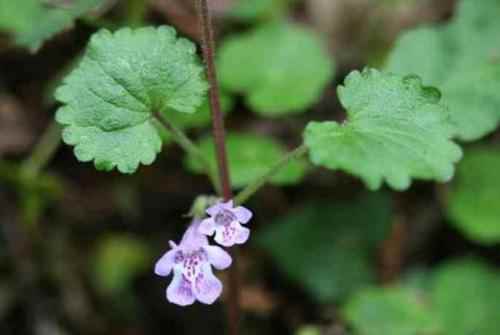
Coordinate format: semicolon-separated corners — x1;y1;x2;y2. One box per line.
197;0;232;199
196;1;240;335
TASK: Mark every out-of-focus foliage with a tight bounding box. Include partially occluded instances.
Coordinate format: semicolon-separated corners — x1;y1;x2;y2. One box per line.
344;287;439;335
447;147;500;243
295;325;321;335
344;259;500;335
431;259;500;335
258;193;392;302
92;234;152;295
168;94;234;132
55;26;208;173
158;93;234;144
228;0;296;21
185;133;308;188
386;0;500;141
0;0;104;51
305;68;462;190
218;21;334;116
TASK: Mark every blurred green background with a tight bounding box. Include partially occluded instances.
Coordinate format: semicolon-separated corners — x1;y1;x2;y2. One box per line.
0;0;499;334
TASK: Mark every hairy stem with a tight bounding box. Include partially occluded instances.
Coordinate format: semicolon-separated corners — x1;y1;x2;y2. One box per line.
234;144;309;205
153;111;220;193
196;1;239;335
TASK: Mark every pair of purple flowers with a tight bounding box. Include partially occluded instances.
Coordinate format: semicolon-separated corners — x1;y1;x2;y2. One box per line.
154;200;252;306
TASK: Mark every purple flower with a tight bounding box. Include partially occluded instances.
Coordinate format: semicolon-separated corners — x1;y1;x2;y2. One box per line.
154;220;232;306
199;200;252;247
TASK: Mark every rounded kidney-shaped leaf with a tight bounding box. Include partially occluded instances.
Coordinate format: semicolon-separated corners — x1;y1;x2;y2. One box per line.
218;21;334;116
55;26;208;173
304;68;462;190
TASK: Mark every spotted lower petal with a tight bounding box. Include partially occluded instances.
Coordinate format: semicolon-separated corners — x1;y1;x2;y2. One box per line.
166;270;196;306
214;221;248;247
192;264;223;305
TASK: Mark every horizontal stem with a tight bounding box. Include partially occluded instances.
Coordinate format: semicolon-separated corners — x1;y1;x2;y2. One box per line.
234;144;309;205
153;112;220;193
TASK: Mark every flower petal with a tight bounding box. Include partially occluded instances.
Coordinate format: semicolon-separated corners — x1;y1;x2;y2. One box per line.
193;264;223;305
214;226;231;247
214;221;249;247
204;245;232;270
234;206;252;224
154;249;176;277
167;271;196;306
222;200;234;209
199;217;216;236
234;225;250;244
206;202;224;216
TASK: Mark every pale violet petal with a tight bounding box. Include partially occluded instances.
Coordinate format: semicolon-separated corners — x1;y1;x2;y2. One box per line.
204;245;232;270
199;217;216;236
234;206;252;224
213;221;249;247
222;200;234;209
214;225;233;247
154;249;176;277
192;264;223;305
180;219;209;249
167;271;196;306
206;202;225;216
234;225;250;244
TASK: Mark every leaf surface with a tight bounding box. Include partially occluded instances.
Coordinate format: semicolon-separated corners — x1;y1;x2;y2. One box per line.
218;21;334;116
304;68;462;190
0;0;104;51
386;0;500;140
447;148;500;244
56;26;208;173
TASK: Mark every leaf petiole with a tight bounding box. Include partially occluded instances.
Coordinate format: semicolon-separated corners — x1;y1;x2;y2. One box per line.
20;120;61;180
153;111;220;193
234;144;309;205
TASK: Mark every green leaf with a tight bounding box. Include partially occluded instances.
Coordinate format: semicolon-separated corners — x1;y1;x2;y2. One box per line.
343;259;500;335
185;132;307;188
343;287;440;335
228;0;295;21
0;0;104;51
258;193;392;302
385;0;500;141
304;68;462;191
447;147;500;244
431;259;500;335
92;234;151;295
218;21;334;116
55;26;208;173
